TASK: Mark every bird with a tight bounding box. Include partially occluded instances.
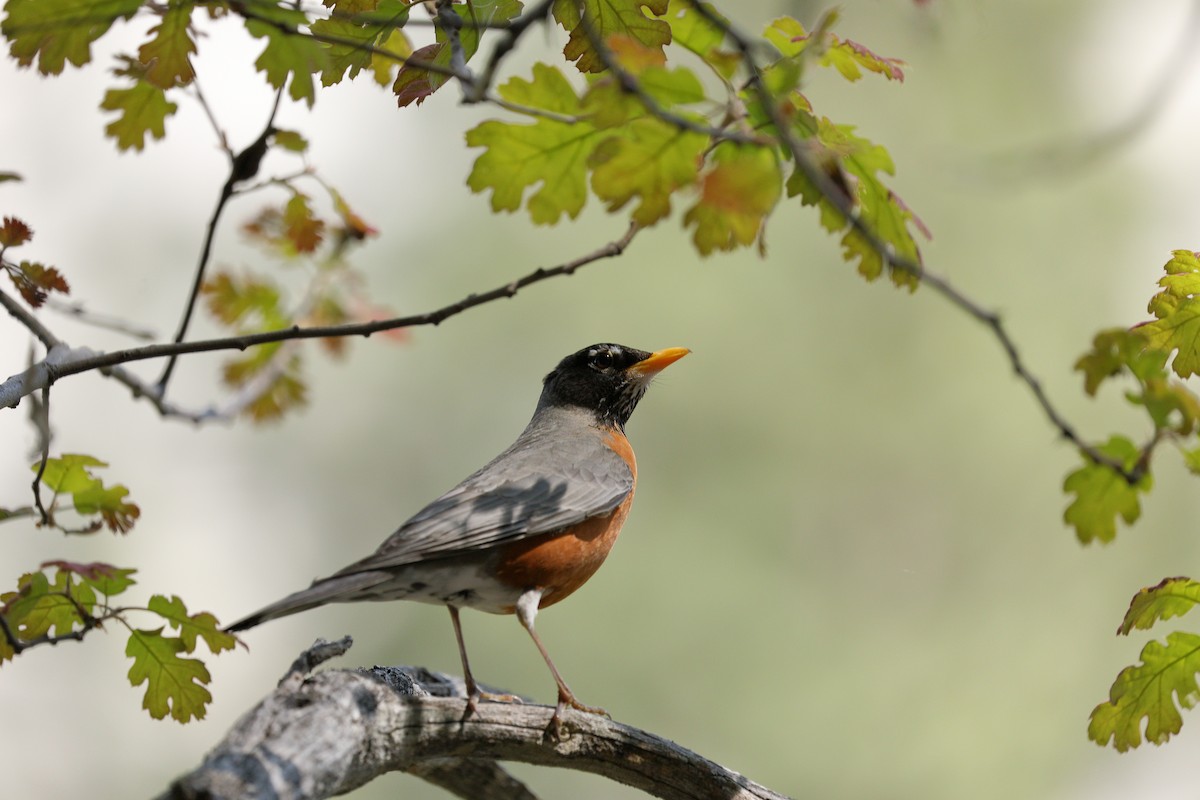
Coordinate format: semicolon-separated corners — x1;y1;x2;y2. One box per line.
227;343;689;730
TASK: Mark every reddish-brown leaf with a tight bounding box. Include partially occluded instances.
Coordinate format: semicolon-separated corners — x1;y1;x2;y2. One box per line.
0;217;32;247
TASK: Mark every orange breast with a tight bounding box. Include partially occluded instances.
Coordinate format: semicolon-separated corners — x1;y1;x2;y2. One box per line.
493;430;637;609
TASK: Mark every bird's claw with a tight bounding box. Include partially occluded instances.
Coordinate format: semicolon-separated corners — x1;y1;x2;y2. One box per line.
463;687;524;720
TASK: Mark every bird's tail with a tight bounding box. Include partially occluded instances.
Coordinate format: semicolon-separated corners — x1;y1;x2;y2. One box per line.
225;570;393;633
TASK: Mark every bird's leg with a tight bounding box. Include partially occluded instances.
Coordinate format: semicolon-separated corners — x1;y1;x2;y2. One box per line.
515;589;609;736
447;605;521;718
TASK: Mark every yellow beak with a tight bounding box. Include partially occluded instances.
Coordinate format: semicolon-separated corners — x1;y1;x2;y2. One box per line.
629;347;690;376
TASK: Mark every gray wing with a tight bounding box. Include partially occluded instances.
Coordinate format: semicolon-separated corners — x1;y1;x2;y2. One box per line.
338;421;633;573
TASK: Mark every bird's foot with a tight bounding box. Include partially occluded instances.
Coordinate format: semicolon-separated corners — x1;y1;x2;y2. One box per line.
545;691;609;741
463;686;524;720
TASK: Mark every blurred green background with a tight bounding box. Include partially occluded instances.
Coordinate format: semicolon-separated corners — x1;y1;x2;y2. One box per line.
4;0;1200;797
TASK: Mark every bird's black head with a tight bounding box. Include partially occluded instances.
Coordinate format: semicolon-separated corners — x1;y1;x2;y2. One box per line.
539;343;689;430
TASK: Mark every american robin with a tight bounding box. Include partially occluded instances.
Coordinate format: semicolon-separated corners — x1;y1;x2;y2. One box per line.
228;343;689;728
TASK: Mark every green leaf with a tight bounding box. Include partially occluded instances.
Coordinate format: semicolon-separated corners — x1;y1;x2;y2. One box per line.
35;454;141;534
100;78;178;151
466;63;601;224
244;4;328;107
785;117;928;288
370;26;412;85
826;122;923;288
589;118;705;226
1140;377;1200;435
1137;251;1200;378
1075;327;1166;396
1139;301;1200;378
39;454;107;494
138;0;197;88
2;0;141;74
271;128;309;153
202;272;283;328
3;569;96;639
126;628;213;723
241;363;308;423
1062;436;1151;544
72;481;140;534
1182;445;1200;475
309;0;409;87
580;38;705;128
682;142;782;255
762;15;810;59
1089;631;1200;751
660;0;727;62
147;595;236;655
553;0;671;73
1119;577;1200;636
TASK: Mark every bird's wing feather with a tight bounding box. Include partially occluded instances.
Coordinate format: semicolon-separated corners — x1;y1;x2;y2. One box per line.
337;424;633;573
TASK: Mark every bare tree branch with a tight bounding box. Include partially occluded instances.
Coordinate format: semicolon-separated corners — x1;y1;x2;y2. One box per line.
160;639;790;800
0;224;640;413
0;288;218;422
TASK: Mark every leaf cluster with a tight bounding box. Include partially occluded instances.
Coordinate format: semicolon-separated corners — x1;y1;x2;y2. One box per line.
1074;252;1200;751
0;216;69;308
1;562;236;722
202;163;392;421
1065;251;1200;545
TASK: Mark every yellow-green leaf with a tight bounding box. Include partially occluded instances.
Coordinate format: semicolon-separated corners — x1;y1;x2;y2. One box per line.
126;628;213;723
244;5;328;107
3;0;141;74
147;595;236;654
1089;631;1200;751
465;64;600;224
682;142;781;255
589;119;705;226
35;454;141;534
1119;577;1200;636
1062;436;1151;544
138;1;197;89
3;569;95;639
100;79;178;151
553;0;671;74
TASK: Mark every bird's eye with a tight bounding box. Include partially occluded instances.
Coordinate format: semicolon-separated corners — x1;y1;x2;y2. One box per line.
591;349;616;369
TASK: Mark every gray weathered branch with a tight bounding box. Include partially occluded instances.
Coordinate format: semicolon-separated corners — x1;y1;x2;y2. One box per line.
160;638;790;800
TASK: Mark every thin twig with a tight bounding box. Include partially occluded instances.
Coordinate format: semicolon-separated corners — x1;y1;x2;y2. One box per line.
29;386;51;526
0;289;57;349
42;298;157;341
189;68;235;159
155;86;286;394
